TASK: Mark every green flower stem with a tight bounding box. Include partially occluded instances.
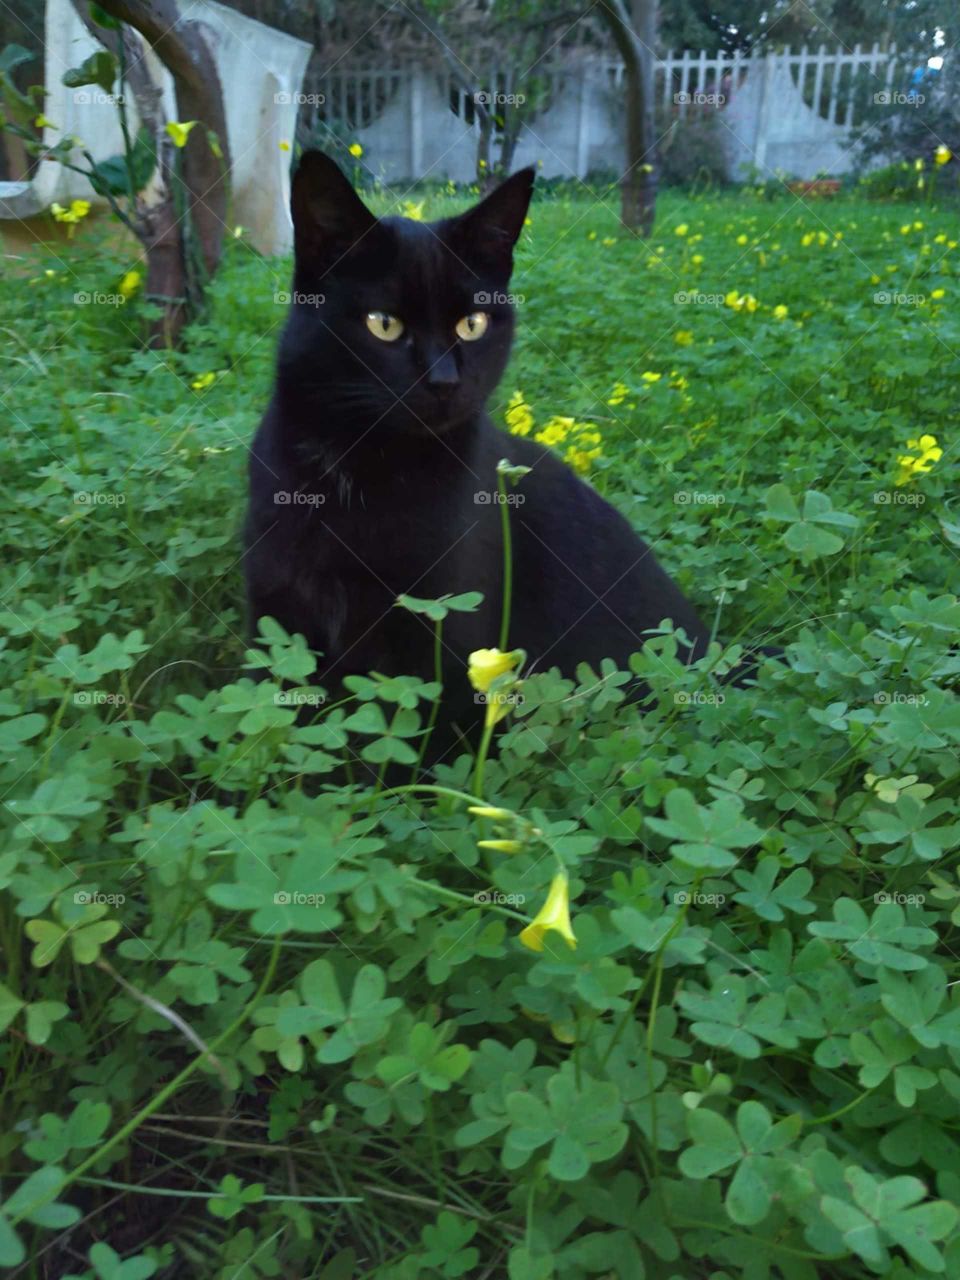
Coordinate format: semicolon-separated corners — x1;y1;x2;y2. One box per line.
75;1177;360;1204
410;874;528;924
472;715;496;798
9;937;283;1229
497;467;513;651
411;617;444;780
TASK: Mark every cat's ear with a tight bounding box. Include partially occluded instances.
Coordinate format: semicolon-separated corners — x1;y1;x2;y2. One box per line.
451;167;535;271
291;150;378;273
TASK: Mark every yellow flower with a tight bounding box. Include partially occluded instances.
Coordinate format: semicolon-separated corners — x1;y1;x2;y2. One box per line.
935;145;952;166
468;648;520;694
601;237;617;247
736;233;748;245
50;199;91;224
773;304;789;320
934;233;947;244
900;224;911;235
477;839;522;854
191;371;216;391
675;223;689;236
34;114;56;130
724;289;742;309
913;221;924;231
519;874;577;952
348;142;363;158
801;232;814;246
915;158;925;171
535;416;574;446
278;140;290;152
586;230;597;241
505;390;534;437
607;381;629;406
165;120;198;148
895;433;942;485
468;806;513;821
400;200;424;221
640;371;662;383
119;269;141;298
674;330;694;346
691;253;704;265
931;288;945;299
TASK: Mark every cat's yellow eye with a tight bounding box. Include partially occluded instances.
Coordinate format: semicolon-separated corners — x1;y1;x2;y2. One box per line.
366;311;404;341
455;312;489;341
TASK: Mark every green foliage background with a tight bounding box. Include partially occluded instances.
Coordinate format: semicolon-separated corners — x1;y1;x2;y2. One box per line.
0;180;958;1278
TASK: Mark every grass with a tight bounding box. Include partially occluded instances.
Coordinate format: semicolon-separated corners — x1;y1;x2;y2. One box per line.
0;185;957;1279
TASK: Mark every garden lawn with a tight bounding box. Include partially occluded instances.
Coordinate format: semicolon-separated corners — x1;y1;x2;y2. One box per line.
0;185;958;1279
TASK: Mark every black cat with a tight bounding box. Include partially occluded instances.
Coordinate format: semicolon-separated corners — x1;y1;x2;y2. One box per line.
244;152;714;751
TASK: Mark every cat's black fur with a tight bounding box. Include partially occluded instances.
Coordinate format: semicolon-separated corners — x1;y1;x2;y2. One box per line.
244;152;714;751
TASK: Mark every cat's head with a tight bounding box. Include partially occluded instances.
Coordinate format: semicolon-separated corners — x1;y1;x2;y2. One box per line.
278;151;534;438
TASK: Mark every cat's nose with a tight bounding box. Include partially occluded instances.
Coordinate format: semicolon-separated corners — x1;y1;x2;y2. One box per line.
424;349;460;395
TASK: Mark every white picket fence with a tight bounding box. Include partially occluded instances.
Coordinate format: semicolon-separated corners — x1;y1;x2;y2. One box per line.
306;44;932;183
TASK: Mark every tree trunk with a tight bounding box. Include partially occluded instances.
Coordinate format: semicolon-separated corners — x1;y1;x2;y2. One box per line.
77;0;231;344
597;0;659;236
